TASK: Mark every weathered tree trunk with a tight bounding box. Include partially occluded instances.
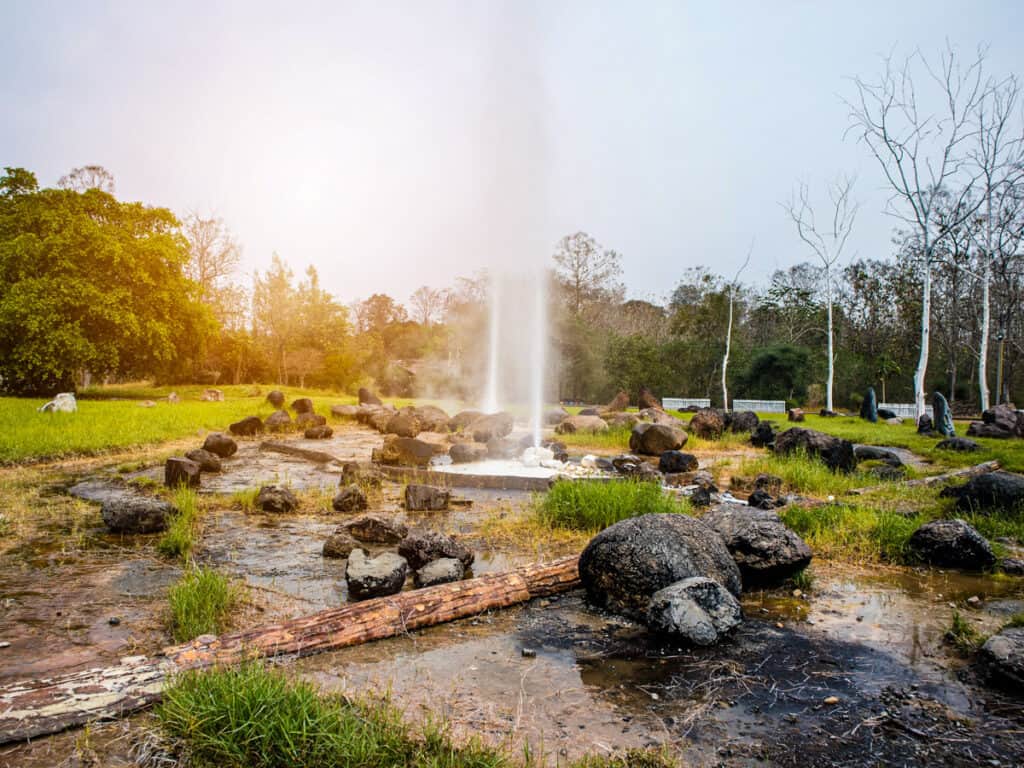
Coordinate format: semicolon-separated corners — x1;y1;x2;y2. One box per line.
914;255;933;418
848;460;1000;495
0;556;580;745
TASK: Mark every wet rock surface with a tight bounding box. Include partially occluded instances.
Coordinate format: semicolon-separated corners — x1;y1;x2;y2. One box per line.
332;485;368;512
449;442;488;463
579;513;742;620
345;549;408;599
701;503;812;585
980;627;1024;691
468;412;514;442
646;576;743;645
404;484;451;511
185;448;222;472
202;432;237;458
414;557;465;588
101;496;174;534
164;456;200;488
322;528;359;559
373;435;438;467
345;515;408;544
398;531;474;570
255;484;298;514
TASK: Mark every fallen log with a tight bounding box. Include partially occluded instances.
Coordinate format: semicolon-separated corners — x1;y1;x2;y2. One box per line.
259;440;340;465
847;460;1000;496
0;555;580;745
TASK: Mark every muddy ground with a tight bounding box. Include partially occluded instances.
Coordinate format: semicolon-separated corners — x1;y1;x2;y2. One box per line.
1;423;1023;767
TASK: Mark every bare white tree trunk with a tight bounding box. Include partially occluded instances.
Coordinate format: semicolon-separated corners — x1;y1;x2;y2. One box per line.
979;254;991;411
825;265;834;412
722;292;734;410
914;255;933;417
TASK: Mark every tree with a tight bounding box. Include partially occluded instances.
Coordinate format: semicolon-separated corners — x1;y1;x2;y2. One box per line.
847;44;989;417
972;74;1024;410
409;285;444;326
782;175;859;412
737;344;813;402
353;294;407;334
722;243;752;410
552;232;624;318
251;254;296;384
182;212;242;309
0;168;207;394
57;165;115;194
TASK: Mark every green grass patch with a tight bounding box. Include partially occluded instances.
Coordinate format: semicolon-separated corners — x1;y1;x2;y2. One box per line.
555;426;633;451
788;566;814;591
1004;613;1024;629
167;566;239;643
157;487;200;560
157;664;507;768
945;610;984;655
230;487;260;512
737;450;876;497
536;479;689;532
780;502;928;563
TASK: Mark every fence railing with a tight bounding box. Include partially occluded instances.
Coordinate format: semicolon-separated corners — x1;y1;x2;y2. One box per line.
732;399;787;413
663;397;711;410
879;403;932;419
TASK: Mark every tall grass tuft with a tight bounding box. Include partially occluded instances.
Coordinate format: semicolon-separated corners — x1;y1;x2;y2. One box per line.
157;486;200;560
157;664;508;768
167;566;238;642
737;449;876;497
780;502;927;564
536;479;689;532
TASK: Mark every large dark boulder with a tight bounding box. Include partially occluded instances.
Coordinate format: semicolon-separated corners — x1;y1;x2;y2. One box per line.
854;445;902;466
345;549;407;600
165;457;200;488
980;628;1024;692
936;437;980;452
917;414;934;435
750;422;777;448
322;529;358;559
629;423;687;455
372;436;438;467
610;455;662;480
700;503;812;585
304;424;333;439
968;404;1024;439
729;411;759;434
688;408;725;440
659;451;698;474
229;415;264;436
876;408;897;420
860;387;878;423
774;427;856;472
264;410;293;432
398;531;474;570
202;432;237;458
255;484;298;514
185;448;222;473
404;484;450;511
358;387;383;406
345;515;408;544
579;513;742;621
101;497;174;534
385;411;421;438
333;485;368;513
646;577;742;646
468;412;514;442
940;471;1024;513
266;390;285;408
907;519;995;569
291;397;314;414
449;442;488;463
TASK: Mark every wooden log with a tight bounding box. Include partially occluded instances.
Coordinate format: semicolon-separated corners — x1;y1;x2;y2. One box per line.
259;440;339;465
847;460;1000;496
0;555;580;745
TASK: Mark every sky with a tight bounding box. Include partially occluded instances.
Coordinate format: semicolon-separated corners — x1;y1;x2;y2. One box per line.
3;1;1023;306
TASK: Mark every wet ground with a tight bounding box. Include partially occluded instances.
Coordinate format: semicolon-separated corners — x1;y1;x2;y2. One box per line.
1;423;1022;767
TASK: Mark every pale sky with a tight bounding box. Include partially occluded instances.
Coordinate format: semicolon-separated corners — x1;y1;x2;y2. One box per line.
3;1;1023;305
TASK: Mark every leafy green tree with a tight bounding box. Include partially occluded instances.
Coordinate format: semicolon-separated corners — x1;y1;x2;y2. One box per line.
737;344;813;402
0;168;209;395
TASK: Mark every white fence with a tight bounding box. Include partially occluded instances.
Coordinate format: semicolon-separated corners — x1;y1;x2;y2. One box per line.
879;403;933;419
732;399;787;413
664;397;711;410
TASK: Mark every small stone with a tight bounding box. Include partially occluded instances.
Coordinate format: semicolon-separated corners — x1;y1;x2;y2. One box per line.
0;641;10;649
776;622;784;629
823;696;840;705
108;617;121;626
792;589;803;598
967;595;981;606
521;648;537;658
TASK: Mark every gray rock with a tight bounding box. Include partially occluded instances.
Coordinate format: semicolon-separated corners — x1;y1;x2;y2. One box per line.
291;397;314;414
185;448;222;473
448;410;485;432
940;471;1024;513
1001;558;1024;576
372;436;438;467
229;415;264;436
385;411;422;438
729;411;759;434
774;428;856;472
468;412;514;442
860;387;878;422
409;405;450;432
659;451;698;473
165;457;200;488
449;442;488;463
854;445;902;466
341;462;384;488
700;503;812;585
968;403;1024;439
907;519;996;570
629;423;688;455
932;391;955;437
202;432;237;458
101;497;174;534
345;515;408;544
330;404;360;420
555;415;609;435
751;422;777;448
345;549;408;600
265;410;293;432
255;484;298;514
266;390;285;408
688;408;725;439
610;455;661;480
405;484;451;511
579;513;742;621
358;387;383;406
545;407;571;425
754;474;783;493
746;489;777;510
646;576;743;645
917;414;934;435
322;529;358;559
787;408;805;422
936;437;980;452
333;485;368;513
398;531;474;570
414;557;465;588
304;424;333;439
980;627;1024;692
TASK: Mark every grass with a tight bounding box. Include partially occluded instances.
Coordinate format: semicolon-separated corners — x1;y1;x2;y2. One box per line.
789;566;815;591
555;426;633;451
1004;613;1024;629
535;479;690;532
156;664;677;768
736;450;877;497
780;502;928;563
167;566;239;643
157;486;201;560
946;610;984;655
